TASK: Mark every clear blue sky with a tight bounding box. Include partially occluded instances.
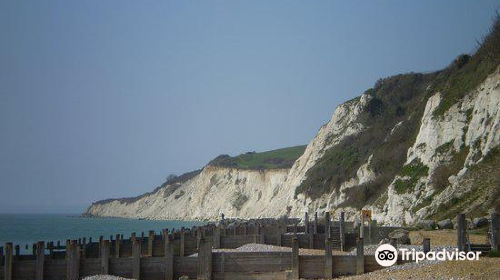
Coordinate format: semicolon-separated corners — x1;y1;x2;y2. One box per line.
1;1;498;213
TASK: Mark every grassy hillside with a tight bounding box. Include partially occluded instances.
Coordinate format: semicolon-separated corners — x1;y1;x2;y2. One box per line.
296;72;435;201
209;145;307;170
296;14;500;202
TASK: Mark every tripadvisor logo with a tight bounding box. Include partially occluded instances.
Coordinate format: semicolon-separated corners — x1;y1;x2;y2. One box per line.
375;244;398;267
375;244;482;267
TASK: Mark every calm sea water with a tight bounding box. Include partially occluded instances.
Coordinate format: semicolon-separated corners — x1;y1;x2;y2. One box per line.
0;213;203;253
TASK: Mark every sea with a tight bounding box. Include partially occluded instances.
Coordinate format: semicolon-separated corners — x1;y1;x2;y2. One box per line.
0;213;204;253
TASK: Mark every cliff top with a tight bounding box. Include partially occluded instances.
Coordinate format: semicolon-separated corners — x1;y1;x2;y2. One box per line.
208;145;306;170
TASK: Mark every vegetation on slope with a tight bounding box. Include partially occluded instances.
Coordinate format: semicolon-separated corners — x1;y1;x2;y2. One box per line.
295;14;500;204
296;72;435;201
430;146;500;220
92;169;202;205
209;145;306;170
431;12;500;116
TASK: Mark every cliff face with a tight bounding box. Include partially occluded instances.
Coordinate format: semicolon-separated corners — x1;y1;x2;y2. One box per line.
85;21;500;224
85;68;500;224
85;166;289;220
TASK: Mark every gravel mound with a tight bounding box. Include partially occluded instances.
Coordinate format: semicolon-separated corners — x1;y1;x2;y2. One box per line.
82;276;132;280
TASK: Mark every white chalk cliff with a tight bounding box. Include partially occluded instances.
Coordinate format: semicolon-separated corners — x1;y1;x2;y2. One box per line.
85;65;500;226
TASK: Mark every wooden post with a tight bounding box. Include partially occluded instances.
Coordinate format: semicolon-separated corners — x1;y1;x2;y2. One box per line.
243;224;247;235
305;212;310;234
100;240;110;274
131;232;137;242
115;234;121;258
325;211;331;239
324;238;332;278
277;225;282;246
490;213;499;251
197;238;212;280
213;226;221;249
14;245;19;259
457;214;466;251
259;224;265;244
291;237;299;279
293;223;298;235
35;241;45;280
67;240;79;280
148;230;155;257
196;228;202;250
221;224;226;237
356;238;364;275
309;230;314;249
368;220;372;244
164;234;174;280
423;238;431;254
32;243;36;256
48;242;54;259
82;238;87;258
313;212;318;234
4;243;13;280
180;230;186;257
340;212;346;251
360;212;365;239
132;238;141;280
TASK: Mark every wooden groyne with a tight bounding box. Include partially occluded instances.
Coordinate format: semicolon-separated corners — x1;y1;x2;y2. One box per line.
0;213;406;280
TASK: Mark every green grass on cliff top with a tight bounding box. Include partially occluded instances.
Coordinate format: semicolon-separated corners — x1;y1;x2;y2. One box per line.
209;145;306;170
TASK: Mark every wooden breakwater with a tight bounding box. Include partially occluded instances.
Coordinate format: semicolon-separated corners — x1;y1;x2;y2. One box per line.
0;213;405;280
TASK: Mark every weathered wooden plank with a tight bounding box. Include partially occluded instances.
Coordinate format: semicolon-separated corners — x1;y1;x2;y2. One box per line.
100;240;110;274
132;239;141;280
340;212;346;251
332;255;356;276
164;234;174;280
109;258;133;278
212;252;291;272
148;230;155;257
364;256;384;272
423;238;430;254
213;227;221;249
79;259;100;277
4;243;12;280
35;242;45;280
324;238;332;278
490;213;499;250
213;271;286;280
66;240;79;280
291;237;299;279
457;214;466;251
115;234;121;258
44;259;66;280
180;230;185;257
12;260;36;280
174;257;197;280
299;256;323;279
313;212;318;234
141;257;164;280
197;238;212;280
356;238;364;275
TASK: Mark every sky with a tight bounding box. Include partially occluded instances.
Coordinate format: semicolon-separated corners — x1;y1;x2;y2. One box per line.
0;1;498;213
